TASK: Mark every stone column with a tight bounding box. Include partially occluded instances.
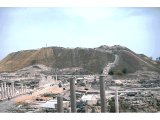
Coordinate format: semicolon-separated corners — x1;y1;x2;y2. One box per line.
47;76;49;83
52;76;55;84
100;75;106;113
21;83;24;94
85;105;88;113
0;88;2;99
49;76;52;83
57;94;64;113
4;82;7;98
46;76;48;84
56;75;57;82
50;76;52;83
9;85;12;97
24;85;27;93
115;88;119;113
39;80;42;87
6;85;10;98
0;83;4;99
70;77;76;113
0;87;1;99
46;76;49;84
11;82;15;97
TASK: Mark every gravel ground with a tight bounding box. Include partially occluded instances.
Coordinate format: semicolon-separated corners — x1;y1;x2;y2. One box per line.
0;99;15;112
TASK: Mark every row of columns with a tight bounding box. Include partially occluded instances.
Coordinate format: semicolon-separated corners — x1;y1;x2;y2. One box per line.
57;75;119;113
0;82;27;100
19;83;27;94
0;82;15;100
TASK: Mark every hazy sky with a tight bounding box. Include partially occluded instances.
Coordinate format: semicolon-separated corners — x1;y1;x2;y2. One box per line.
0;7;160;60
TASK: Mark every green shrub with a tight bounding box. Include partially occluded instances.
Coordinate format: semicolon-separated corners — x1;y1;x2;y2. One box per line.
122;68;127;74
108;70;114;75
115;70;123;76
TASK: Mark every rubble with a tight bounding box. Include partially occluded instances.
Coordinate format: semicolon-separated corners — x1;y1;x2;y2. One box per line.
1;63;160;113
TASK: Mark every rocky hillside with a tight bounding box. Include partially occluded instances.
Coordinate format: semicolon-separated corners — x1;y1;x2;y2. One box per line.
0;45;159;74
96;45;160;74
0;46;114;73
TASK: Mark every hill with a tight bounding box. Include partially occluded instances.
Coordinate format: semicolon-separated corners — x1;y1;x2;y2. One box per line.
0;45;159;74
0;47;114;73
94;45;160;74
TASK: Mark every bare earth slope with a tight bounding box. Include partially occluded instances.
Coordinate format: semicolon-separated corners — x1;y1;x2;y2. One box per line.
0;45;159;74
0;47;114;73
110;50;160;73
96;45;160;73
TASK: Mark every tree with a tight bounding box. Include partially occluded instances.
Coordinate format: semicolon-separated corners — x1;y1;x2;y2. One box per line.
108;70;114;75
122;68;127;74
108;98;115;112
31;60;37;65
115;70;123;76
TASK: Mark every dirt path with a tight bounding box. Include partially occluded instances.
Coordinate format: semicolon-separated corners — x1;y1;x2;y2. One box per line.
103;54;119;75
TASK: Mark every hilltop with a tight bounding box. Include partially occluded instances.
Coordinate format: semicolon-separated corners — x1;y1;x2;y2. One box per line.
0;45;160;74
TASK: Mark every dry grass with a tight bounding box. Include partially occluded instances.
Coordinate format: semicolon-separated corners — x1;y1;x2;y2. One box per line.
0;48;55;72
14;95;35;104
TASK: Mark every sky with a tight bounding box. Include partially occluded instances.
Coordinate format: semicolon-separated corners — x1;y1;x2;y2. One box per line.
0;7;160;60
